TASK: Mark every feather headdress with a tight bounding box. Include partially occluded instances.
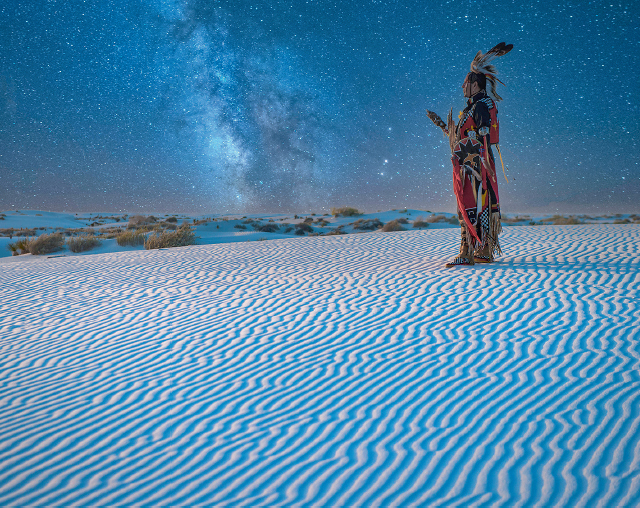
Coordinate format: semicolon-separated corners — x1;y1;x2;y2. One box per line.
469;42;513;102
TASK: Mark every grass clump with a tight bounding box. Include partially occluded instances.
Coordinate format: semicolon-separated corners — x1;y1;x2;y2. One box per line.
351;218;383;231
502;215;531;224
128;215;157;228
7;238;31;256
27;233;65;255
331;206;362;217
116;230;146;247
381;220;406;232
550;215;583;225
67;235;101;253
412;216;429;229
294;223;314;235
145;224;196;250
257;223;279;233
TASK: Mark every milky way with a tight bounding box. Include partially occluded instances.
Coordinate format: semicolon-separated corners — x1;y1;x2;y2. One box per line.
1;0;638;213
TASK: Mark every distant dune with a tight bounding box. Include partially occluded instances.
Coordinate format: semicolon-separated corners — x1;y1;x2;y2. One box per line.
2;209;639;260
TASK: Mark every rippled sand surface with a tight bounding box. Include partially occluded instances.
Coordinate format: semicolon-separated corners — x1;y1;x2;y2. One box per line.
1;224;639;507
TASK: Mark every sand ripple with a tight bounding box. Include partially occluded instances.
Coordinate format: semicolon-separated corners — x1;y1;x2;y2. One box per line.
1;224;639;506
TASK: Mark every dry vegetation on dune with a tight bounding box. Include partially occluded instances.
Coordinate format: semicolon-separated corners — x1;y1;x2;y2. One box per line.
351;218;383;231
7;238;31;256
550;215;583;225
294;223;314;235
66;235;101;253
614;214;640;224
29;233;65;255
412;216;429;229
144;224;196;250
127;215;158;227
116;230;146;247
381;220;406;232
331;207;362;217
12;233;66;255
425;214;459;225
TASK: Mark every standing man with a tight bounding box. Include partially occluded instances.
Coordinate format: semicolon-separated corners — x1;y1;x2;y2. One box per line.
427;42;513;267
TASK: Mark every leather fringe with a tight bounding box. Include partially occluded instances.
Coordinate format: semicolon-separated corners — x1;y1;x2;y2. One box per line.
488;212;503;257
462;224;476;265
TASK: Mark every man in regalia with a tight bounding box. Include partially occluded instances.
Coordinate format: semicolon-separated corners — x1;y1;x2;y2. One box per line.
426;42;513;267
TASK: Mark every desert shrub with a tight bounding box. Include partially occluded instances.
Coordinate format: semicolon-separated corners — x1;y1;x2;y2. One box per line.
351;218;383;231
28;233;65;255
551;215;582;225
67;235;101;253
116;230;146;247
284;226;294;233
234;224;247;230
325;228;346;236
128;215;157;228
303;217;313;224
7;238;31;255
331;206;362;217
12;228;36;236
412;217;429;229
381;220;406;232
295;223;314;235
425;214;446;223
145;224;196;250
502;215;531;224
613;218;631;224
257;223;279;233
396;217;409;224
166;216;178;223
102;229;124;239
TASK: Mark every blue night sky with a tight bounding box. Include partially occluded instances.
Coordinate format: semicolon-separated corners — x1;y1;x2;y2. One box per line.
1;0;638;214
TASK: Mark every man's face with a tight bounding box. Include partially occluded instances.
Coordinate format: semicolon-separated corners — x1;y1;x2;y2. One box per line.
462;74;479;97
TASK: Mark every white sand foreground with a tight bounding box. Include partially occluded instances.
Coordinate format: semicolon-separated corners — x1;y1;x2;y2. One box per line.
1;224;639;507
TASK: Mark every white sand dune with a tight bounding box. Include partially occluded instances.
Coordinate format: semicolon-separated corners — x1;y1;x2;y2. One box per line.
1;224;639;507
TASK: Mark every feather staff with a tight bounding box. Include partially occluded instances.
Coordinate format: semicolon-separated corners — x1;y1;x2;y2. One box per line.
426;109;448;136
425;108;459;154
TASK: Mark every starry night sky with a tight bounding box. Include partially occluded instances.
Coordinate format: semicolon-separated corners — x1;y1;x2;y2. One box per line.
1;0;638;214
